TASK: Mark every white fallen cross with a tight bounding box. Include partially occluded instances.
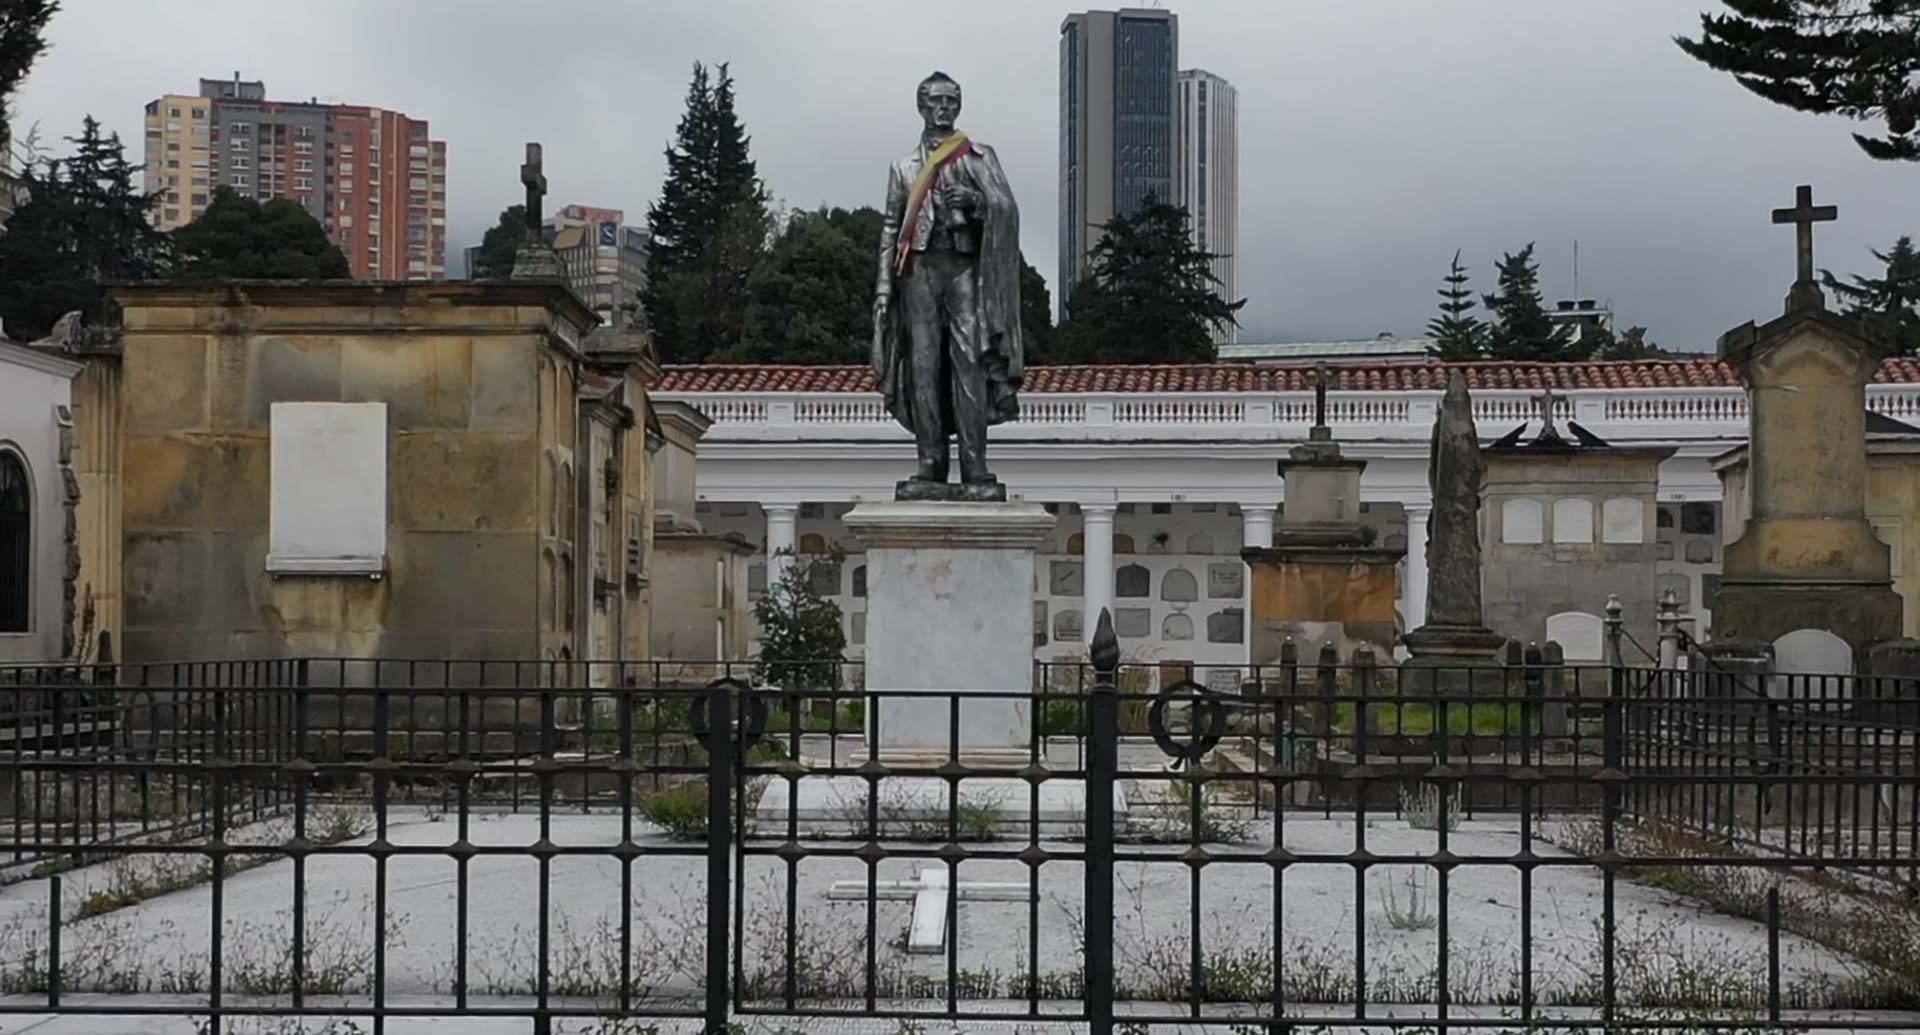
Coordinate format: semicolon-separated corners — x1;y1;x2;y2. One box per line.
826;867;1031;954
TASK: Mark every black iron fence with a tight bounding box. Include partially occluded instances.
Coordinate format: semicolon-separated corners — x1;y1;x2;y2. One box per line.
0;648;1916;1032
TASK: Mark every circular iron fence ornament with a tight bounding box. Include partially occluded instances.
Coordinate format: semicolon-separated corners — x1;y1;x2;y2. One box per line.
689;677;769;752
1147;679;1228;764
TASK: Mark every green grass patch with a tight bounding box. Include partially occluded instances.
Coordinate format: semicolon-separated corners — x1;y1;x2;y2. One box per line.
1329;700;1535;737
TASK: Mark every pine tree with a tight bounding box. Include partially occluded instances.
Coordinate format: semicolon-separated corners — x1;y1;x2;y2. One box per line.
1824;235;1920;354
468;204;526;278
0;1;59;151
643;62;769;361
1677;1;1920;162
1054;195;1243;364
173;188;350;280
1483;244;1582;362
0;116;172;339
722;209;868;365
1019;256;1056;364
1426;250;1487;361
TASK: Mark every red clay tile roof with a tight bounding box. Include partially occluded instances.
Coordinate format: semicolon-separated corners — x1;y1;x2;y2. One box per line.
655;358;1920;394
659;359;1765;394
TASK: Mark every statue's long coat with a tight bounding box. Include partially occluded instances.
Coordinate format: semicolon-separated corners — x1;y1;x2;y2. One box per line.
872;138;1023;433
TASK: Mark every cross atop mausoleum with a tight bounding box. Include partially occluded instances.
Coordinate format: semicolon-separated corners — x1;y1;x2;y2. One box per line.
521;142;547;233
1772;184;1836;312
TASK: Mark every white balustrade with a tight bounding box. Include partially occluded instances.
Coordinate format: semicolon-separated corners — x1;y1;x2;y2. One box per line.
655;384;1916;444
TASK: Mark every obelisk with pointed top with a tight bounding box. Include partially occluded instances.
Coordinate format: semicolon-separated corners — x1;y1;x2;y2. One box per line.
511;142;565;280
1402;370;1506;684
1771;184;1836;313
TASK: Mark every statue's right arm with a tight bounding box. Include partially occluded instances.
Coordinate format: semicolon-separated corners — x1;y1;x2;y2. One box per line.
876;163;905;305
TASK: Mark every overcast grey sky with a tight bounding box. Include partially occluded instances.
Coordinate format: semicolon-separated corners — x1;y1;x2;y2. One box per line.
14;0;1920;350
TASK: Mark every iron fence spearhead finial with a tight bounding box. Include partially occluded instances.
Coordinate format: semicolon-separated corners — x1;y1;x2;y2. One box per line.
1090;609;1120;679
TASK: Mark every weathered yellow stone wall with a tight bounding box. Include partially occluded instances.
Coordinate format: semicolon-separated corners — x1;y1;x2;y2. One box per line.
111;282;604;664
70;357;122;654
1723;441;1920;639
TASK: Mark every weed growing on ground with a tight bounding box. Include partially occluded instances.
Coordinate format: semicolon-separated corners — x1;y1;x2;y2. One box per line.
639;780;711;841
1399;781;1464;832
1380;867;1438;931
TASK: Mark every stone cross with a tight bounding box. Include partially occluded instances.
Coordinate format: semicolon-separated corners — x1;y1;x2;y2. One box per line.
1313;363;1329;428
826;868;1030;954
1534;383;1560;436
520;142;547;234
1771;184;1836;295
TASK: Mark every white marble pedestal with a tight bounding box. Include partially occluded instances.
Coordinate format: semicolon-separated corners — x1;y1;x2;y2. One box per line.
841;500;1054;765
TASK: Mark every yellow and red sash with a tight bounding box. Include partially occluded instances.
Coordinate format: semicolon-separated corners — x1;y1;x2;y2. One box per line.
895;130;974;274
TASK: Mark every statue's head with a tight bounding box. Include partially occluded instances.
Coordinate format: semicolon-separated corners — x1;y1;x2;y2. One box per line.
916;71;962;132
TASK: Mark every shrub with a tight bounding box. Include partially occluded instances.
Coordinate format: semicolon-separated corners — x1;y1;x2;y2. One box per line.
641;781;711;841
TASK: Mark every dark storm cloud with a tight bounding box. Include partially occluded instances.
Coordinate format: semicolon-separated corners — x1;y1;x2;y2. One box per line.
15;0;1919;350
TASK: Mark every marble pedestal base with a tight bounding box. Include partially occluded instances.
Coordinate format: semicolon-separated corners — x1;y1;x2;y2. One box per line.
1402;623;1509;696
841;501;1054;765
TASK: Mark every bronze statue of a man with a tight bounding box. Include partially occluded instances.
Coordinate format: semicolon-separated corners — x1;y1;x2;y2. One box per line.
872;71;1024;502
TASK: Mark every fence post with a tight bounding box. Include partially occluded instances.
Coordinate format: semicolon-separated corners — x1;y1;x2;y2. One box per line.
1656;588;1681;671
704;679;734;1035
1085;609;1119;1035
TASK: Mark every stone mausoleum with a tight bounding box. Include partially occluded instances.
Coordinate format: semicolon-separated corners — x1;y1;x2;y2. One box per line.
658;358;1920;686
62;280;660;672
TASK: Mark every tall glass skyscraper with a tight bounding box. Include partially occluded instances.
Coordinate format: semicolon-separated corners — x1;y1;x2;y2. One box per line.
1178;69;1239;344
1058;8;1179;318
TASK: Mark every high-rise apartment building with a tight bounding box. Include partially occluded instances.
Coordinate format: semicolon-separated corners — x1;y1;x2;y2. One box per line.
1177;69;1238;345
141;76;447;280
1058;7;1178;315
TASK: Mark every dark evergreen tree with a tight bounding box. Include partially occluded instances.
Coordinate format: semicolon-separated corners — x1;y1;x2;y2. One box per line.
752;548;848;695
1678;2;1920;161
653;200;769;364
822;204;882;262
643;62;769;361
172;188;350;280
1586;324;1669;361
0;1;58;151
468;203;526;278
722;210;868;365
1483;244;1581;362
0;117;171;339
1019;256;1056;364
1824;235;1920;353
1053;195;1242;364
1426;250;1487;361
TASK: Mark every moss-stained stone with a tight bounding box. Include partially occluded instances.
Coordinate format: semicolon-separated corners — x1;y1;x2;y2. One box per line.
340;336;473;429
123;336;207;433
390;431;537;532
469;335;538;431
123;532;207;632
249;337;343;423
199;436;270;533
121;435;205;531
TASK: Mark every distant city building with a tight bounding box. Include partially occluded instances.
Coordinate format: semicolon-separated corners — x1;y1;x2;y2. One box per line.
544;205;649;320
0;129;21;235
1549;298;1615;347
1058;7;1179;317
141;74;447;280
1176;68;1238;345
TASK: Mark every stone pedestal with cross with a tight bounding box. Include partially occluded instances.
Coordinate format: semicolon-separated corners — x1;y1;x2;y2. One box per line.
1709;184;1903;662
1243;367;1406;669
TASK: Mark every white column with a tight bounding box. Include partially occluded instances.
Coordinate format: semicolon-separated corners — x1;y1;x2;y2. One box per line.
1403;502;1430;632
765;504;798;587
1081;504;1116;642
1241;506;1276;550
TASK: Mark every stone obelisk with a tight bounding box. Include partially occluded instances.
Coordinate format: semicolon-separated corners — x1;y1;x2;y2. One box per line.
1402;371;1506;689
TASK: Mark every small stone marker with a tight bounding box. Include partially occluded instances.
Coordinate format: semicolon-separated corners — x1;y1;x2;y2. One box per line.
826;867;1030;954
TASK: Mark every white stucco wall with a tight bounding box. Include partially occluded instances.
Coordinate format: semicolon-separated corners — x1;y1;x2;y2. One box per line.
0;342;80;664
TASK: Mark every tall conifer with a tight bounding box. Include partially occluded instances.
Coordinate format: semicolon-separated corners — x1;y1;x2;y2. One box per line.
1483;243;1582;362
643;62;768;361
1824;236;1920;354
1426;250;1487;361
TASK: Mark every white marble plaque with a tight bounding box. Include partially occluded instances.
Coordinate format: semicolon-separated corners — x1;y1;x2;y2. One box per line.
1502;498;1543;544
1601;497;1643;544
1207;563;1244;599
1552;498;1594;544
268;402;388;573
1545;611;1604;661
